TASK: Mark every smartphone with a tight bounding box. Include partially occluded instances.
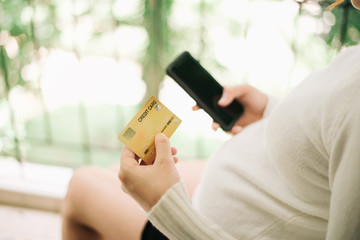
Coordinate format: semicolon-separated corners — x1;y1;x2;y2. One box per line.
166;51;244;131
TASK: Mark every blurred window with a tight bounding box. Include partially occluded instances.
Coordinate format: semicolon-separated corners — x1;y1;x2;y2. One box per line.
0;0;358;167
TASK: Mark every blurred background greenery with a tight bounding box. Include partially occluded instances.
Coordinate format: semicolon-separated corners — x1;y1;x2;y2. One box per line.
0;0;359;168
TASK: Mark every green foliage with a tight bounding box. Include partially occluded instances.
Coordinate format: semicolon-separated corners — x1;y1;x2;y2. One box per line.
317;0;360;48
141;0;174;100
330;4;360;46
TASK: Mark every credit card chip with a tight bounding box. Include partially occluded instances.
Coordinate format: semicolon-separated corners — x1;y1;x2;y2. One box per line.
123;127;136;141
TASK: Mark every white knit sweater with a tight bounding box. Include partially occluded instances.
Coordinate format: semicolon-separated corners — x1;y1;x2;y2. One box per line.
148;45;360;239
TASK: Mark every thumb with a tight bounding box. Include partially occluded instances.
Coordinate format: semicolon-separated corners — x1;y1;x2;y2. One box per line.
218;87;233;106
154;133;172;165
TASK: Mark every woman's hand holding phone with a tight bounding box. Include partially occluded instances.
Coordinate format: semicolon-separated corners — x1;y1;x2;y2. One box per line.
166;51;244;131
193;84;268;134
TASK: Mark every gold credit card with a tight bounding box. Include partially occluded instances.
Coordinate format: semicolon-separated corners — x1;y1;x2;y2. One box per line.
118;96;181;165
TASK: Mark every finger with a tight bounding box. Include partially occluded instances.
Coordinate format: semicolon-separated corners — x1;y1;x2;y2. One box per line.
212;122;220;131
227;84;251;99
171;146;177;156
121;146;136;159
230;126;243;135
218;87;234;106
120;146;138;167
192;105;200;111
154;133;172;165
218;85;249;107
119;146;138;186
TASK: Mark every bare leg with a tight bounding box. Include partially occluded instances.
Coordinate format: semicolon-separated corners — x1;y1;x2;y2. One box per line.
61;160;205;240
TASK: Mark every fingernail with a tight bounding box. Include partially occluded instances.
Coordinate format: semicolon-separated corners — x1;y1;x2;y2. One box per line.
219;97;226;104
157;133;166;138
219;93;228;104
233;126;242;133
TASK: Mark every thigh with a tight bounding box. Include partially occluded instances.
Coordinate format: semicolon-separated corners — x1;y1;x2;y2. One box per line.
63;166;147;240
64;160;206;240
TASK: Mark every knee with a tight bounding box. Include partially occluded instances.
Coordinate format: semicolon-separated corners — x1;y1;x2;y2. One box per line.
61;166;99;219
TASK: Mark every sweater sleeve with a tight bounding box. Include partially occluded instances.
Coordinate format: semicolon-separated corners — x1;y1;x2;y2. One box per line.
326;103;360;239
147;181;237;240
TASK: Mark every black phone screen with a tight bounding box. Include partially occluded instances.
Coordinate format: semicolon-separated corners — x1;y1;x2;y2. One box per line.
166;51;244;131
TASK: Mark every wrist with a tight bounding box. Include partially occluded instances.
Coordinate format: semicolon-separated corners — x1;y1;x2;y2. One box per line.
143;177;181;212
148;180;187;213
